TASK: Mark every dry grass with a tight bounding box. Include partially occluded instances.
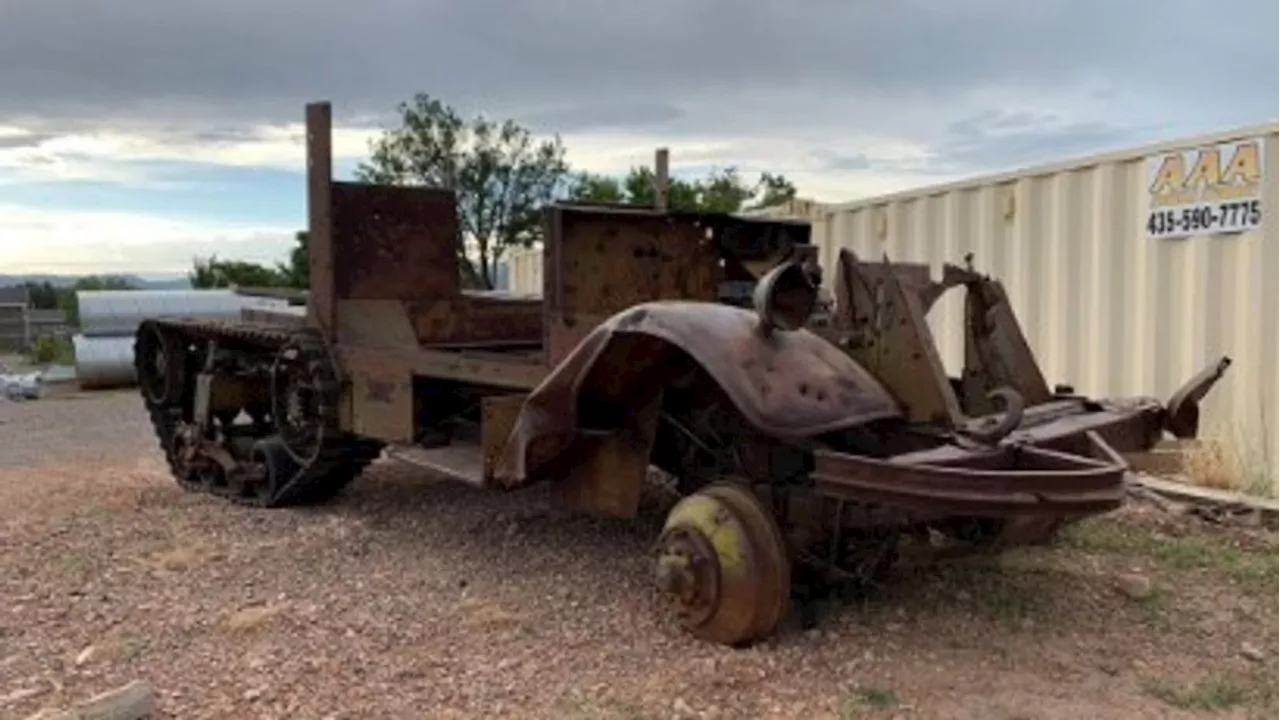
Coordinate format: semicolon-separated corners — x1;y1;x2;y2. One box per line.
1177;424;1277;499
147;541;221;573
460;600;535;634
1181;440;1241;491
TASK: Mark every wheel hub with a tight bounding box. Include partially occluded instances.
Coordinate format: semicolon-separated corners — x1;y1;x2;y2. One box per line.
652;481;790;646
654;526;720;626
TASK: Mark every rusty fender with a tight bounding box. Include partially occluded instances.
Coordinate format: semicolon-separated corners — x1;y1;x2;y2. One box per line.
811;434;1129;519
811;395;1173;523
491;301;903;495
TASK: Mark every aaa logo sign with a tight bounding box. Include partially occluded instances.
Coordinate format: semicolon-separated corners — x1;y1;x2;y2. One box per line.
1145;138;1266;239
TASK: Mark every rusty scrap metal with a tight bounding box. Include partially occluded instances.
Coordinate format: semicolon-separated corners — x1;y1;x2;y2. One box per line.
130;99;1234;648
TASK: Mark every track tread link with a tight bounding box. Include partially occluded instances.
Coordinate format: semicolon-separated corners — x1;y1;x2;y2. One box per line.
134;316;384;509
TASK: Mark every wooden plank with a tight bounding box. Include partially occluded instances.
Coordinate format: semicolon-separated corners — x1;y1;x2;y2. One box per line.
1121;448;1186;476
1127;473;1278;521
338;345;546;392
387;442;486;487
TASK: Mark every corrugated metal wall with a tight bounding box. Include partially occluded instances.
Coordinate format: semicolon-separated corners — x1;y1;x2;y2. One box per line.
803;123;1278;489
506;246;544;297
505;124;1279;486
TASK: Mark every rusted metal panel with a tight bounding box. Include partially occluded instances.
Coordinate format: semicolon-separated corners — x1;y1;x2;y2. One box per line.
544;207;720;365
828;250;961;425
541;206;814;367
411;295;543;347
959;277;1053;415
330;181;461;303
551;392;664;518
344;354;415;443
336;345;546;394
336;299;419;349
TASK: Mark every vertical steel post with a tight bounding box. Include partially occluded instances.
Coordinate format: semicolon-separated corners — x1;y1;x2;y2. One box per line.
654;147;670;212
305;101;336;342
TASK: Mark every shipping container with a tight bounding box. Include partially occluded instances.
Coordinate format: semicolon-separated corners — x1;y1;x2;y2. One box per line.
506;123;1279;492
801;123;1278;493
506;246;545;297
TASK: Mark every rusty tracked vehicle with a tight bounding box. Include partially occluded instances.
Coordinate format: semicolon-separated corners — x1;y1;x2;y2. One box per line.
133;101;1232;646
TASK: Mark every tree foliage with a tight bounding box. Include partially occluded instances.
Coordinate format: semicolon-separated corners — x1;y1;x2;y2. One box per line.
189;230;310;290
353;93;571;289
278;231;309;288
23;281;60;310
567;166;797;213
187;92;800;291
24;276;135;314
189;256;291;290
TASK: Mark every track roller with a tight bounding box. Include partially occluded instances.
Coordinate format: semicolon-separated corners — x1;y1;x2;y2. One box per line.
134;319;186;406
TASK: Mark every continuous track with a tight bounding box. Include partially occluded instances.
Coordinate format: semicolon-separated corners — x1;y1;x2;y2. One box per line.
134;317;384;508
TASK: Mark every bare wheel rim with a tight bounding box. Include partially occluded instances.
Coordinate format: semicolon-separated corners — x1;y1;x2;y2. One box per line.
653;480;791;646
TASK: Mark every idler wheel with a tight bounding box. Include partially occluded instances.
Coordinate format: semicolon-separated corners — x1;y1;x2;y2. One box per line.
653;482;790;646
135;322;184;406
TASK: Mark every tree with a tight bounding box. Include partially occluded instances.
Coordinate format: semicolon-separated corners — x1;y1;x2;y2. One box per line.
354;93;571;289
567;174;626;204
754;172;799;210
274;230;309;289
188;230;310;291
566;166;797;213
23;281;59;310
188;256;291;290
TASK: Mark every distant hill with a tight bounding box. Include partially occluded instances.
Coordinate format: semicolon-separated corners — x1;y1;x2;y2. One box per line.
0;274;192;290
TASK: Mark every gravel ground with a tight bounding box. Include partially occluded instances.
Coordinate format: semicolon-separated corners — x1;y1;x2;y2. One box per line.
1;389;1277;720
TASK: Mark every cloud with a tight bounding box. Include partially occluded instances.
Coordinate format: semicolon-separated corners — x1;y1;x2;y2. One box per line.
0;104;957;202
0;0;1274;274
0;0;1272;184
1;0;1272;133
0;120;384;187
0;204;294;275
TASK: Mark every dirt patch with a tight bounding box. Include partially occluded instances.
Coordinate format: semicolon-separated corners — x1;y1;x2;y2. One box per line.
1;391;1276;719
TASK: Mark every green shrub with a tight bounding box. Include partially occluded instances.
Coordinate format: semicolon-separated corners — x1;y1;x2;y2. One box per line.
28;335;74;365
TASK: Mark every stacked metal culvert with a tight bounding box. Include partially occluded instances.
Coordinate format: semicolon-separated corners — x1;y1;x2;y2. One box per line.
72;289;285;390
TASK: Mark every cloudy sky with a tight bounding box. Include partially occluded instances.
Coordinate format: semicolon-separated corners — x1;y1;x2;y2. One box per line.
1;0;1275;277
